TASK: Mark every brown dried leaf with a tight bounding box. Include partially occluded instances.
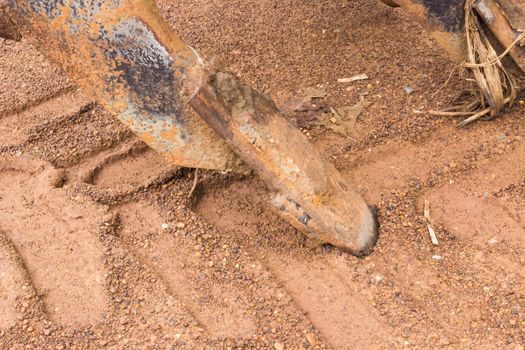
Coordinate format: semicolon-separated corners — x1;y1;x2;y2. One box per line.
315;99;371;136
281;87;330;127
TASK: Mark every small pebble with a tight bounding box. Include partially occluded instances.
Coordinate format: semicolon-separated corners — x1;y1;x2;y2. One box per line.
306;333;319;346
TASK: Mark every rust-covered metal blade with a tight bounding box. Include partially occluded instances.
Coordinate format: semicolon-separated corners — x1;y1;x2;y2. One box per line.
381;0;467;60
7;0;245;173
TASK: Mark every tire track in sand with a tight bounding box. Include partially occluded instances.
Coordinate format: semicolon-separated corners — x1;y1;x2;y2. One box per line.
0;156;108;328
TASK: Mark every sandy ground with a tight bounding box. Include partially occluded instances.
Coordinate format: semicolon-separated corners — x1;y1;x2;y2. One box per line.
0;0;524;349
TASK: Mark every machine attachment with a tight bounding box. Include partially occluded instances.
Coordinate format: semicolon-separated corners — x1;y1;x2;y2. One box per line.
4;0;377;255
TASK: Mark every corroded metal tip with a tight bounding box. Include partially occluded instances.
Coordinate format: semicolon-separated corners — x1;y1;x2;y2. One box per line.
191;72;379;256
356;205;379;256
272;195;378;256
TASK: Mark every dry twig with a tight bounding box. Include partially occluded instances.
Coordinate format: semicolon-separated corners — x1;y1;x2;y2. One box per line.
424;199;439;246
188;168;199;199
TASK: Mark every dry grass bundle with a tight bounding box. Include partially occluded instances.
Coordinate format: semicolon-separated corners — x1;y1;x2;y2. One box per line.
431;0;523;127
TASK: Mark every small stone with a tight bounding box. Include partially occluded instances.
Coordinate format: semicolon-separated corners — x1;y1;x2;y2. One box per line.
488;237;498;245
162;223;169;230
274;342;285;350
176;222;186;229
375;276;383;285
432;255;443;261
306;333;319;346
47;169;67;188
439;338;451;346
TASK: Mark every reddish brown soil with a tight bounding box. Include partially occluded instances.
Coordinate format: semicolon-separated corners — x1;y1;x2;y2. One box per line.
1;1;524;349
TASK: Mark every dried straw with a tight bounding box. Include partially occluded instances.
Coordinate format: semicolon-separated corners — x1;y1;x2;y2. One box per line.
430;0;523;127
